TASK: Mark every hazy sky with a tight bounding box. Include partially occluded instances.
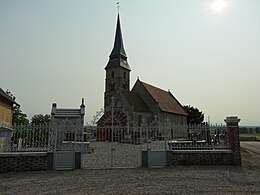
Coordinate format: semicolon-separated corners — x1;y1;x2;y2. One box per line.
0;0;259;125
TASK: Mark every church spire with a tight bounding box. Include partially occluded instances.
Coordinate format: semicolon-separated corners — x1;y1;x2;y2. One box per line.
110;14;127;58
105;14;130;70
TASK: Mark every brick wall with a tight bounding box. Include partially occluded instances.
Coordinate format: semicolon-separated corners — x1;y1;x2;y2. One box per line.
0;96;13;125
171;150;232;165
142;116;241;167
0;152;48;173
225;116;241;166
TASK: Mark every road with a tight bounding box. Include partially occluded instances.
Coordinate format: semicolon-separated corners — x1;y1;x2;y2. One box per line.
240;141;260;155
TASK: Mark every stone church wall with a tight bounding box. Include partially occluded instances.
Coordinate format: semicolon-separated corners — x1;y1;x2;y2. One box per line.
159;112;186;125
132;81;159;115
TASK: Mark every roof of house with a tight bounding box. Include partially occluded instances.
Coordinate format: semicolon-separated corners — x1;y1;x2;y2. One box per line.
139;81;187;116
51;109;83;118
51;100;85;118
121;90;151;113
0;87;16;104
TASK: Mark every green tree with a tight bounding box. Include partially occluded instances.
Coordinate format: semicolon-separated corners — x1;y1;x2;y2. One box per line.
12;104;29;125
239;127;248;134
248;128;253;134
31;114;51;125
5;89;29;125
183;105;204;125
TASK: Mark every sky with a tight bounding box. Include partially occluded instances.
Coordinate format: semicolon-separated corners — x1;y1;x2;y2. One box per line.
0;0;259;126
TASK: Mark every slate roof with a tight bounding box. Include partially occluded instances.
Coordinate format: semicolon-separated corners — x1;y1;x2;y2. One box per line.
140;81;187;116
105;14;131;71
52;109;83;118
121;90;151;113
51;101;85;118
109;14;127;59
0;87;16;104
105;57;130;70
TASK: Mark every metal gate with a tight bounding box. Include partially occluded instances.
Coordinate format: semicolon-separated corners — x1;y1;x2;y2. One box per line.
50;119;84;170
146;121;169;167
82;125;143;169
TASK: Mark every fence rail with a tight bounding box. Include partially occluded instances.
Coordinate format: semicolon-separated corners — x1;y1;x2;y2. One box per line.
0;123;230;153
0;124;50;152
86;123;230;151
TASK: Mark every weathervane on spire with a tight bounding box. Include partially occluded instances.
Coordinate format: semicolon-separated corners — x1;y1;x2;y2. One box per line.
117;1;120;13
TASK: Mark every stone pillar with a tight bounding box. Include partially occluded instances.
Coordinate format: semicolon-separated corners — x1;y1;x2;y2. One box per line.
224;116;241;165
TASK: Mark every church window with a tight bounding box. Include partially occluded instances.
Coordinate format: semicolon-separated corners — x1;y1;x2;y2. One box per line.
138;115;142;127
122;82;126;89
111;83;115;91
123;71;126;79
111;71;114;78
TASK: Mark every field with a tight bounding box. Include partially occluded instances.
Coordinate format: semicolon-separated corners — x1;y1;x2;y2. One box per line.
240;133;260;141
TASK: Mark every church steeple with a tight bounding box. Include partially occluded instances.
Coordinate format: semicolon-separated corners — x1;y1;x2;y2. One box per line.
110;14;127;58
104;13;131;109
105;14;130;70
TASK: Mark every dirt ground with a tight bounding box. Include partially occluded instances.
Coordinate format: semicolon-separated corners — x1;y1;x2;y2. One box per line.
0;149;259;195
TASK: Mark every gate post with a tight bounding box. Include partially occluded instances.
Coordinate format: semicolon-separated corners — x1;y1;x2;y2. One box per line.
224;116;241;165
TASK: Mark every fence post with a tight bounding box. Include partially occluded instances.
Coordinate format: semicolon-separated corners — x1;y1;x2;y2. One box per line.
224;116;241;165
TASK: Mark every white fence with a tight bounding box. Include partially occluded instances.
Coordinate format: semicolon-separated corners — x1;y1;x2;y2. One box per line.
0;122;230;153
86;123;229;149
0;124;50;152
81;123;230;168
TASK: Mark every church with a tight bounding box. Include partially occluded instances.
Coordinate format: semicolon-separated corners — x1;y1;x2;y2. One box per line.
97;14;187;136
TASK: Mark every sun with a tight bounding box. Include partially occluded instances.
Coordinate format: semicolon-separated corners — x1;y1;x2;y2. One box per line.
210;0;228;13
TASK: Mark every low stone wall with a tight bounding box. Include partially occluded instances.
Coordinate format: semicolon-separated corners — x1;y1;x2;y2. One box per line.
142;150;234;166
171;150;233;165
0;152;82;173
0;152;50;173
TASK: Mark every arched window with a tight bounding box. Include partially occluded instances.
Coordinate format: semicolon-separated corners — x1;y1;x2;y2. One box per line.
138;115;142;127
111;71;114;78
111;83;115;91
123;71;126;79
122;82;126;89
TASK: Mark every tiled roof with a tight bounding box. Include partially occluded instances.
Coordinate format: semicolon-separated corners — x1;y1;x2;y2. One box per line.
51;101;85;118
121;90;151;113
140;81;187;115
0;87;16;104
52;109;82;118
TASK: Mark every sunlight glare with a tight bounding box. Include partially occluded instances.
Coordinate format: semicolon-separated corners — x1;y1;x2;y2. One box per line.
211;0;227;13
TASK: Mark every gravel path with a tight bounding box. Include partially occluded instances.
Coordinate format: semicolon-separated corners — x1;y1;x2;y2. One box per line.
0;150;260;194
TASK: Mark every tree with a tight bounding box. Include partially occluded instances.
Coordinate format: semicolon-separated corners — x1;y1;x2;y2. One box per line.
91;108;104;125
31;114;51;125
5;89;29;125
239;127;248;134
12;104;29;125
183;105;204;125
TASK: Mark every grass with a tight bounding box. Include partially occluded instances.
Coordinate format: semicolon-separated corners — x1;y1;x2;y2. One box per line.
240;133;260;141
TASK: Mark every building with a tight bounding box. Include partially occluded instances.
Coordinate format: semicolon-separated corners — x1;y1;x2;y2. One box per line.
0;88;16;125
50;99;85;145
97;14;187;141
